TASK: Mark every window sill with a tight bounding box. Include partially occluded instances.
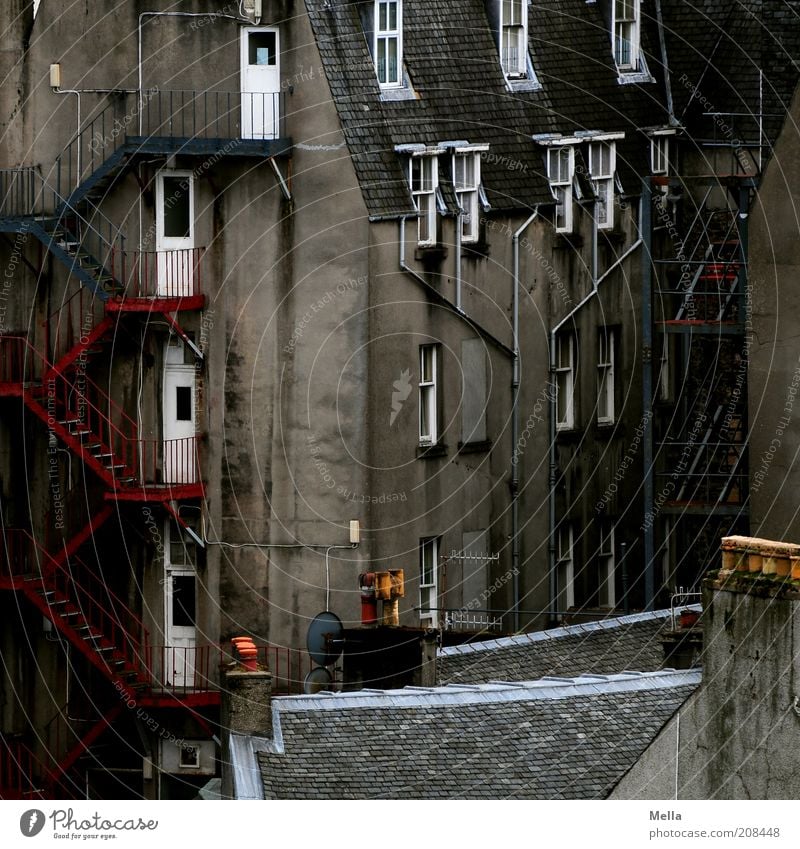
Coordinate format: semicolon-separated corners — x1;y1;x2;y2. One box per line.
555;427;580;442
380;85;418;102
457;439;492;455
505;77;543;93
417;442;448;459
616;69;655;86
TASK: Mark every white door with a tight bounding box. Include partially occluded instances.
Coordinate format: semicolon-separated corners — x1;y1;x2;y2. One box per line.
163;339;197;484
240;28;280;140
156;172;194;297
164;522;197;689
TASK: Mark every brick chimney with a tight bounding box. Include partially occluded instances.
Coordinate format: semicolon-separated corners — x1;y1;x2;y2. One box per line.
696;535;800;797
220;647;273;799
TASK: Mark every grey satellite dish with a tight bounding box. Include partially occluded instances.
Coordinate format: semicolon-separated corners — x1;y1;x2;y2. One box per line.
306;610;344;667
304;666;334;694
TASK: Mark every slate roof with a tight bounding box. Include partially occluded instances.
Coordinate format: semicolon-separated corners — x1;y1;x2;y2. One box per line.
438;608;680;685
248;669;700;799
305;1;800;218
305;0;669;217
660;0;800;154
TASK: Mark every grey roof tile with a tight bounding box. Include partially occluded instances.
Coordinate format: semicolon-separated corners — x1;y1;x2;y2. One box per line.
256;670;699;799
438;607;682;684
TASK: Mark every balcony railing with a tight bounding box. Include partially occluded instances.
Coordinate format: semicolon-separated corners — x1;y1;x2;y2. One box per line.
0;167;45;218
110;247;204;300
0;335;35;384
53;89;286;207
139;437;200;486
0;737;42;799
141;643;310;696
442;609;504;633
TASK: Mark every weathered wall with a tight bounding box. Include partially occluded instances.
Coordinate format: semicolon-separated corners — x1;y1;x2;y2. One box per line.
748;83;800;540
614;584;800;799
0;0;32;167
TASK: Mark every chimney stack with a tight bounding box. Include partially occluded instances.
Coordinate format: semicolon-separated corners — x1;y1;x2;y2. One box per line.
220;641;272;798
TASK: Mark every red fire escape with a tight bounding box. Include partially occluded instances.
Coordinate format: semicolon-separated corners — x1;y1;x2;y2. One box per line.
0;90;291;798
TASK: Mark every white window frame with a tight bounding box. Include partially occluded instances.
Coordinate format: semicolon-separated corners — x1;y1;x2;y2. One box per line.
419;344;438;445
501;0;528;79
409;154;438;246
547;146;575;233
598;522;616;608
613;0;640;71
589;141;616;230
555;332;575;431
419;536;439;627
453;150;481;243
651;135;670;175
556;523;574;612
597;327;615;425
375;0;403;88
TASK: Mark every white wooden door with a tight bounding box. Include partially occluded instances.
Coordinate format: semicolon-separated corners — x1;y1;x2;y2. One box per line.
241;28;280;139
156;172;194;297
164;522;197;689
163;339;196;483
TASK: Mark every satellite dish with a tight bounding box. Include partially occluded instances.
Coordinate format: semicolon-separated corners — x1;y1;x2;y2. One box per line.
303;666;334;694
306;611;344;667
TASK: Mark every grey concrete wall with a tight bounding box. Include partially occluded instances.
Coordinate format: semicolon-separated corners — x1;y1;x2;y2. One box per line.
614;585;800;799
748;84;800;540
0;1;32;167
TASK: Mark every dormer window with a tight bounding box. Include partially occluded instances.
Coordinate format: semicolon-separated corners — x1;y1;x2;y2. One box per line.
588;141;616;230
501;0;527;78
613;0;640;71
547;146;575;233
453;150;482;243
375;0;402;87
409;154;438;246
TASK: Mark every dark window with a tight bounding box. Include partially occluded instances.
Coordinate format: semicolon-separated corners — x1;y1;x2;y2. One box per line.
176;386;192;421
180;745;200;768
172;575;196;627
249;32;277;65
162;177;190;238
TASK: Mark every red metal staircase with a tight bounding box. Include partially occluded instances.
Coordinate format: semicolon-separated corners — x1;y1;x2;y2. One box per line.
0;335;201;497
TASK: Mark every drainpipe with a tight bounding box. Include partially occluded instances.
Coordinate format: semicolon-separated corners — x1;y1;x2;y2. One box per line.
548;225;643;620
512;210;539;632
642;181;655;609
654;0;677;127
455;210;463;313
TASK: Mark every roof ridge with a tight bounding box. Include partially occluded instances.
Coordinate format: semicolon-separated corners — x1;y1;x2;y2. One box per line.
437;607;688;658
272;668;701;712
